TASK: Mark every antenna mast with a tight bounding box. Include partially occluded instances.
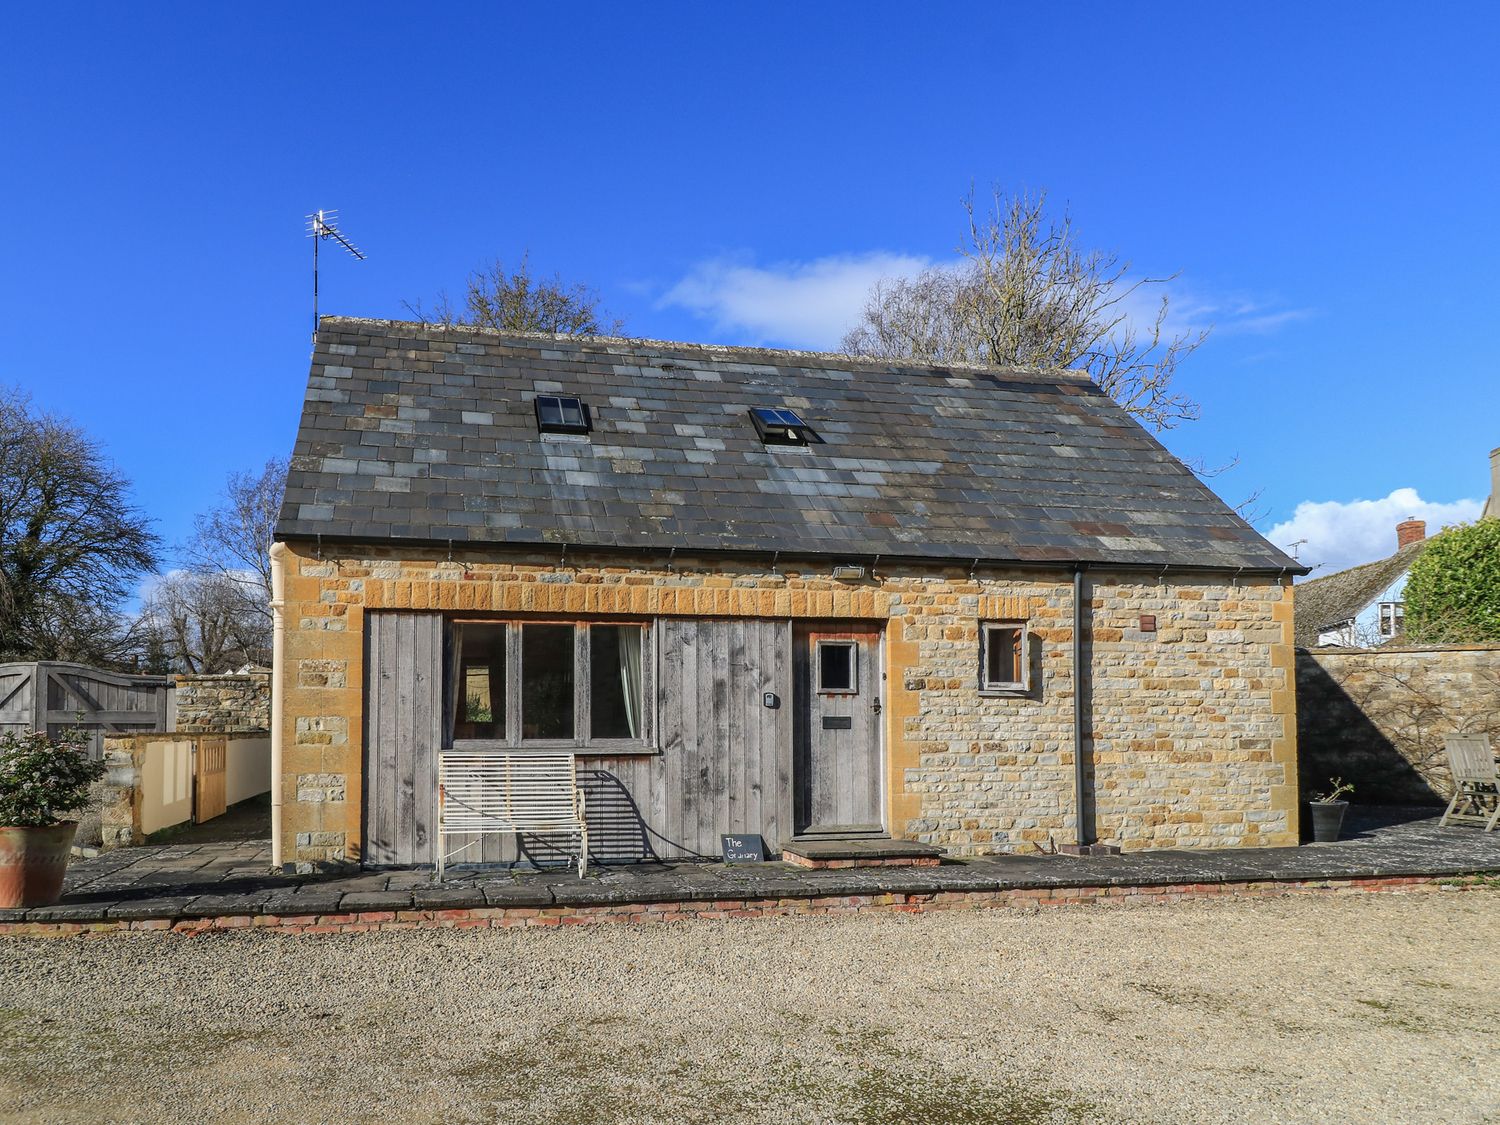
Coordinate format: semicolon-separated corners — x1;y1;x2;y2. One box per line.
306;209;366;341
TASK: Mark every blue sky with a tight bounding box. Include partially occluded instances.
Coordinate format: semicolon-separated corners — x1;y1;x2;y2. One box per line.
3;2;1495;578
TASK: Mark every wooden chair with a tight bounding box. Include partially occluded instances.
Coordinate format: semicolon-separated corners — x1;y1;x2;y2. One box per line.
1439;735;1500;832
436;751;589;879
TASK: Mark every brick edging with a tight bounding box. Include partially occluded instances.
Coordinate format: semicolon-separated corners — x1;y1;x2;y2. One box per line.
0;873;1488;938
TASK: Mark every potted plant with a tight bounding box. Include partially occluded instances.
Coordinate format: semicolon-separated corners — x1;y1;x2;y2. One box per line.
0;729;106;908
1309;777;1355;843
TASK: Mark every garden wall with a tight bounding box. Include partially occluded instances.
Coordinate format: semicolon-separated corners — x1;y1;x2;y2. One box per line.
1296;645;1500;803
173;671;271;732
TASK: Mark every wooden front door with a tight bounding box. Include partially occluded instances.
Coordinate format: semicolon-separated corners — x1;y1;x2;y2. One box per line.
792;625;883;836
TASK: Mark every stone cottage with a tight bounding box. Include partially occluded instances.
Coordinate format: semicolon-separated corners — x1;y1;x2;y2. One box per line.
269;317;1305;872
1294;520;1428;647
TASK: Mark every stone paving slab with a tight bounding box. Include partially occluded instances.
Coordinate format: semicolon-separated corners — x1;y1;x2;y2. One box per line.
5;807;1495;928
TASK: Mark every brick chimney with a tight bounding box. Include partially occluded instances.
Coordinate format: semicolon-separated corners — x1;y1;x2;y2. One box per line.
1397;518;1426;550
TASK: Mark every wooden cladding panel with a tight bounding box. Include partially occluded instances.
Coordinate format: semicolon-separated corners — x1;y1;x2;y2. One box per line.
364;612;444;865
646;617;792;858
361;614;796;867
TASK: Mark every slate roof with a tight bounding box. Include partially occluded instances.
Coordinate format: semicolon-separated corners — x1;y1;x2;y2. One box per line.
1292;541;1425;646
274;317;1303;572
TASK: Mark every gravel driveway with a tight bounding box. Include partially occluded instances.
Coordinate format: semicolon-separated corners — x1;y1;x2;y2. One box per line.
1;890;1497;1124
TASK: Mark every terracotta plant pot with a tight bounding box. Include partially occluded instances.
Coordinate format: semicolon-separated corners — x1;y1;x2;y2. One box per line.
1309;801;1348;843
0;822;78;908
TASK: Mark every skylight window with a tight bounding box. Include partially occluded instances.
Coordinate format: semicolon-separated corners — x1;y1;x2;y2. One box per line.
750;406;817;446
535;395;591;435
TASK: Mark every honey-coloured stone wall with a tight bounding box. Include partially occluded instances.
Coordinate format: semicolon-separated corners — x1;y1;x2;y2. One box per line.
273;541;1298;870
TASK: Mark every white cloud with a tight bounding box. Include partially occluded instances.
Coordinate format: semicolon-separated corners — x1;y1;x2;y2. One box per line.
1267;489;1483;577
1110;283;1313;344
661;249;1310;353
658;252;932;350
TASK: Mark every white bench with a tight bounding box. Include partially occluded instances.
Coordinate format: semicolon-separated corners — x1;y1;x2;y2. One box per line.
437;752;589;879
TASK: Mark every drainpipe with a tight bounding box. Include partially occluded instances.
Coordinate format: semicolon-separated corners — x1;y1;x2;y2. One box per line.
269;542;288;870
1072;563;1090;849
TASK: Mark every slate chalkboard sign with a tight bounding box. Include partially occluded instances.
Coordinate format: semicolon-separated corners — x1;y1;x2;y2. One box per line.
721;833;766;863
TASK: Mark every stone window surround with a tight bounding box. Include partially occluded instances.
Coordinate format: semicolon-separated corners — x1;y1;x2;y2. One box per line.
978;620;1031;696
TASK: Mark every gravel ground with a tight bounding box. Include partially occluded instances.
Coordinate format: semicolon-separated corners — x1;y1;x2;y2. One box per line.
1;891;1498;1124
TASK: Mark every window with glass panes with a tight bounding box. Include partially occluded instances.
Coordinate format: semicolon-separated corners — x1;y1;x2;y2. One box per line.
446;620;648;748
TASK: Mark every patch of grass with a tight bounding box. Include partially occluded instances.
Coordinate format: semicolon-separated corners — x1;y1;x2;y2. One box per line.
826;1023;907;1060
451;1018;1095;1125
1130;981;1230;1014
1436;875;1500;890
841;1065;1095;1125
1354;997;1429;1033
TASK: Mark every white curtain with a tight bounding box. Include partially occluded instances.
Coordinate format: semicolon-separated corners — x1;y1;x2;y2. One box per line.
444;625;463;746
618;626;643;739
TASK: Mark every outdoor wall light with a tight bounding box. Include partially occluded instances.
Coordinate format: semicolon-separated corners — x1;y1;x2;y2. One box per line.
832;564;865;581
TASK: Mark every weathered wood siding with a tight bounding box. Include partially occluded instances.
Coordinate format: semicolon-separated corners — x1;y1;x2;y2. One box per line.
363;612;443;865
623;616;792;859
363;614;794;866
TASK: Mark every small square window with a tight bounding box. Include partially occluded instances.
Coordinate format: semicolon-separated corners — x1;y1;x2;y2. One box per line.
750;406;818;446
816;641;857;693
534;395;591;435
980;623;1028;693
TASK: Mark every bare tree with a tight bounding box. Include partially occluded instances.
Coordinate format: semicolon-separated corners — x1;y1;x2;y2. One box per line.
139;571;265;673
0;388;159;664
407;253;624;336
842;190;1208;431
183;457;286;639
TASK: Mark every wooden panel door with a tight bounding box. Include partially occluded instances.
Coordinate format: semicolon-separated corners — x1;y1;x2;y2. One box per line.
793;625;883;836
364;612;444;865
194;737;227;822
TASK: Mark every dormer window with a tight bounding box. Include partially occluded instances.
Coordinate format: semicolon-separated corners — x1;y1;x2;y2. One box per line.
535;395;591;435
750;407;817;446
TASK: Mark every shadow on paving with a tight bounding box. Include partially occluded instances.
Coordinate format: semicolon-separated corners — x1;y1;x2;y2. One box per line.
9;804;1497;926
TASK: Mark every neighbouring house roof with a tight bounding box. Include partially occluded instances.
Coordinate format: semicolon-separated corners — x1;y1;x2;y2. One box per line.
1292;541;1426;646
274;317;1304;572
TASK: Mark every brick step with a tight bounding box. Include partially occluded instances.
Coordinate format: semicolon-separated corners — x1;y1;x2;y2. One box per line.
781;838;945;869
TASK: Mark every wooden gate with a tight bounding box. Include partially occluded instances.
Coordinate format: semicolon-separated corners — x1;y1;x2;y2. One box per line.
194;737;228;822
0;661;172;757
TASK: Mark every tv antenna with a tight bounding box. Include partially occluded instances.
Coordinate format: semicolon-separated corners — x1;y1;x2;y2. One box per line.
306;209;366;340
1286;538;1308;561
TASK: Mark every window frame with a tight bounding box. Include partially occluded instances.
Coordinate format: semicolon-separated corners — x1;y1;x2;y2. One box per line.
533;395;593;436
749;406;819;447
1377;601;1404;638
815;639;859;695
979;621;1030;696
446;617;654;755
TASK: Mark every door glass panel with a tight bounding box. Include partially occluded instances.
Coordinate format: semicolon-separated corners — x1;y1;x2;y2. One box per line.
522;624;575;739
817;641;856;693
452;623;505;739
590;625;643;739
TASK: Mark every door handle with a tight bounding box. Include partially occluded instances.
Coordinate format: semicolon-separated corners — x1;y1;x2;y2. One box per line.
872;696;882;715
